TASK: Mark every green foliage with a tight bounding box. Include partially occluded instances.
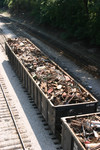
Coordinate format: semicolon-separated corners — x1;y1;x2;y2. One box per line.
39;0;56;24
30;0;41;21
88;0;100;44
2;0;100;45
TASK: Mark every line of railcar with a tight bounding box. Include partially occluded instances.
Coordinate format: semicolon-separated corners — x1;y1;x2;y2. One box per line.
5;38;99;150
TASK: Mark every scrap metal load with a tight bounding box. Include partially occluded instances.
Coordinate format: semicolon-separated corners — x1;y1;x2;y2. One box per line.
70;115;100;149
7;38;95;106
6;37;98;137
63;113;100;150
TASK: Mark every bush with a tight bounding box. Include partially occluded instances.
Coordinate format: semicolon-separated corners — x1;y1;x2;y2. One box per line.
2;0;100;45
88;0;100;45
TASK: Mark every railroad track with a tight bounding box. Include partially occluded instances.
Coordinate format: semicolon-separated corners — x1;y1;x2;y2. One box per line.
0;14;100;78
0;75;32;150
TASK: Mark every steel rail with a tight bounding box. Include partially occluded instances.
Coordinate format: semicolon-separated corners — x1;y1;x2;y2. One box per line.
0;84;26;150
